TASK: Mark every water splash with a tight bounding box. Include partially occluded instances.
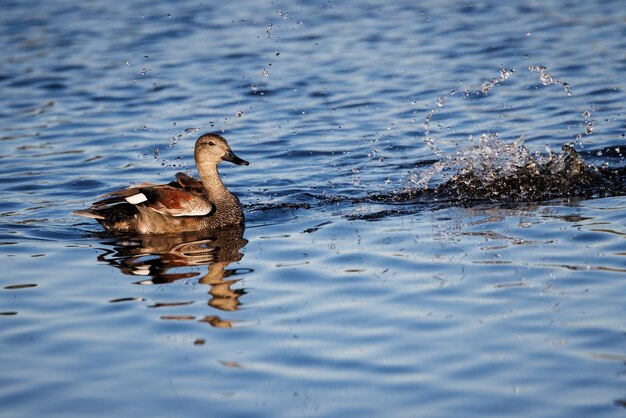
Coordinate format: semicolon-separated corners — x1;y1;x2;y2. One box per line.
428;142;623;202
366;141;626;208
255;66;624;217
409;133;530;191
528;65;572;95
403;67;624;204
480;67;515;94
576;109;595;144
423;89;459;157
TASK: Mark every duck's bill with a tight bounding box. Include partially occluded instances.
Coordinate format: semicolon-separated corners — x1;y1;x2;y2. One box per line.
224;151;249;166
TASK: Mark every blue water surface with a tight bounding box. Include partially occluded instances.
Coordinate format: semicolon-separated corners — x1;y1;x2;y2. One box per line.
1;1;625;417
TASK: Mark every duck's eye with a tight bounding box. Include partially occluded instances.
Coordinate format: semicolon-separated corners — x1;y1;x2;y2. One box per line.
208;141;215;146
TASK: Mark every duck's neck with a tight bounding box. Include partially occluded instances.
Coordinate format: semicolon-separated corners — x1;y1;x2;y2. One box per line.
197;160;229;201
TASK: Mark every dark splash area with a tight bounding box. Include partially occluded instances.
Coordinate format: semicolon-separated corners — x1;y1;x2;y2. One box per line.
274;142;626;220
246;148;626;220
1;1;626;417
390;145;626;204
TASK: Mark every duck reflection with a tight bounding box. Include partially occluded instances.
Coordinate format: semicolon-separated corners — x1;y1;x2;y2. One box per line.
96;225;249;328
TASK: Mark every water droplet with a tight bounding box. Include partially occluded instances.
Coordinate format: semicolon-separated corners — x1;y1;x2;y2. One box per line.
261;69;269;77
539;73;553;85
529;65;571;94
499;68;513;80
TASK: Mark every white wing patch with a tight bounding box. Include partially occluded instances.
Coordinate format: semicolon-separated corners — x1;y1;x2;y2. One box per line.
125;192;148;205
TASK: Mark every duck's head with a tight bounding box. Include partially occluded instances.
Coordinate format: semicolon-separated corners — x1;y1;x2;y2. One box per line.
194;133;249;166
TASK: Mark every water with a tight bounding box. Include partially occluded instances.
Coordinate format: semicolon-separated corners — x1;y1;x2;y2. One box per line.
1;0;626;416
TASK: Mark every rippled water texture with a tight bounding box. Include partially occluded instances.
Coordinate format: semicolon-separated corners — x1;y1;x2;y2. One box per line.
1;1;625;417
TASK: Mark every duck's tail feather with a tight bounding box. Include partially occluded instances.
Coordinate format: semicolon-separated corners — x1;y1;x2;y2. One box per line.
73;209;105;220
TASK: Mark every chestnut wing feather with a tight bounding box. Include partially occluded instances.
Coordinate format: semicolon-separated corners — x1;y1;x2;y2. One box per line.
90;176;212;217
144;186;213;217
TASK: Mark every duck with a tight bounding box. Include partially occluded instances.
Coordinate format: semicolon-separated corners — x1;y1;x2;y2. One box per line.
74;133;249;234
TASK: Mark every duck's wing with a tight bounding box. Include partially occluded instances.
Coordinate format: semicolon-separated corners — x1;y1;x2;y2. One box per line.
173;172;204;191
91;182;213;217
